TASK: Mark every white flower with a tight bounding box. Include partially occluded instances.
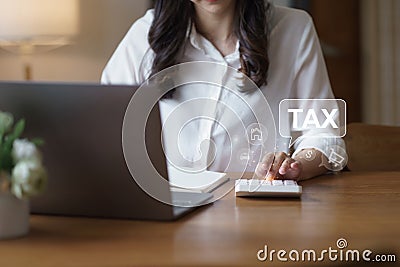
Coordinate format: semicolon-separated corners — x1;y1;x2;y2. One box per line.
12;139;42;163
0;111;13;133
11;160;47;199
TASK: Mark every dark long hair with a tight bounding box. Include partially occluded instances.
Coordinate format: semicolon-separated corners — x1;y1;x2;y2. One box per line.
148;0;271;88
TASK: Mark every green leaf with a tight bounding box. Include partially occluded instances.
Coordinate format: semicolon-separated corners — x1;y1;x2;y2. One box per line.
12;119;25;139
1;140;13;173
31;138;45;147
0;119;25;173
0;133;3;170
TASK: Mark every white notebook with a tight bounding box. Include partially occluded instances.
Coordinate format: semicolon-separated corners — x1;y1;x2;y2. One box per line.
168;167;229;193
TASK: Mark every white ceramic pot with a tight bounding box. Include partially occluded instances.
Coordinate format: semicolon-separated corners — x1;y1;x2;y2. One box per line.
0;192;30;240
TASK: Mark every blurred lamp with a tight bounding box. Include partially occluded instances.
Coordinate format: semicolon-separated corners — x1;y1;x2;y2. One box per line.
0;0;79;80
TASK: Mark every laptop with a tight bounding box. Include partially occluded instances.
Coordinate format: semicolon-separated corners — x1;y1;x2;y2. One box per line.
0;82;213;220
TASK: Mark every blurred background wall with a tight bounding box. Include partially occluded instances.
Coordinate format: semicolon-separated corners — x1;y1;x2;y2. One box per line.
0;0;150;82
0;0;398;126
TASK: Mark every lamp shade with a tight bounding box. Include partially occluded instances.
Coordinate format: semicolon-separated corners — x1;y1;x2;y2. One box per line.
0;0;79;42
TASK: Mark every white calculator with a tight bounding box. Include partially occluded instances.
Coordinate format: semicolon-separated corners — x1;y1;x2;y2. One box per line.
235;179;302;197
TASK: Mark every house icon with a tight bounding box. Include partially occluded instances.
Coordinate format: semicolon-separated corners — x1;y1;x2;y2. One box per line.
250;128;262;141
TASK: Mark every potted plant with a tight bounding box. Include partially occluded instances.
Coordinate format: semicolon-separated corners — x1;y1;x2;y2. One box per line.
0;111;47;239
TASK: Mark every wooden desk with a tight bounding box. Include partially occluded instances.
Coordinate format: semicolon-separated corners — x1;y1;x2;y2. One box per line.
0;172;399;267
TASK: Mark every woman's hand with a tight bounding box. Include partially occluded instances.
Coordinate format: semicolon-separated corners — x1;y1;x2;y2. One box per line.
255;149;328;181
255;152;303;181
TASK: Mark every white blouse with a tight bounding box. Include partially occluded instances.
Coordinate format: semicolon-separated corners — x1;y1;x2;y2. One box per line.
101;6;346;173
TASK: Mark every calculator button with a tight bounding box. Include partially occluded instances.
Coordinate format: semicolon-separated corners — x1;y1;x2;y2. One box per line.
272;180;284;186
239;179;248;185
284;180;296;186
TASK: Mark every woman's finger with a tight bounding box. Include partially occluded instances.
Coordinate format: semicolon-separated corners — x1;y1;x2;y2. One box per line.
279;157;295;176
266;152;287;180
283;161;302;180
255;153;274;177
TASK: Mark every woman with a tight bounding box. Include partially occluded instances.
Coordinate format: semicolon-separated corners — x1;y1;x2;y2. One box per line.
102;0;346;181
